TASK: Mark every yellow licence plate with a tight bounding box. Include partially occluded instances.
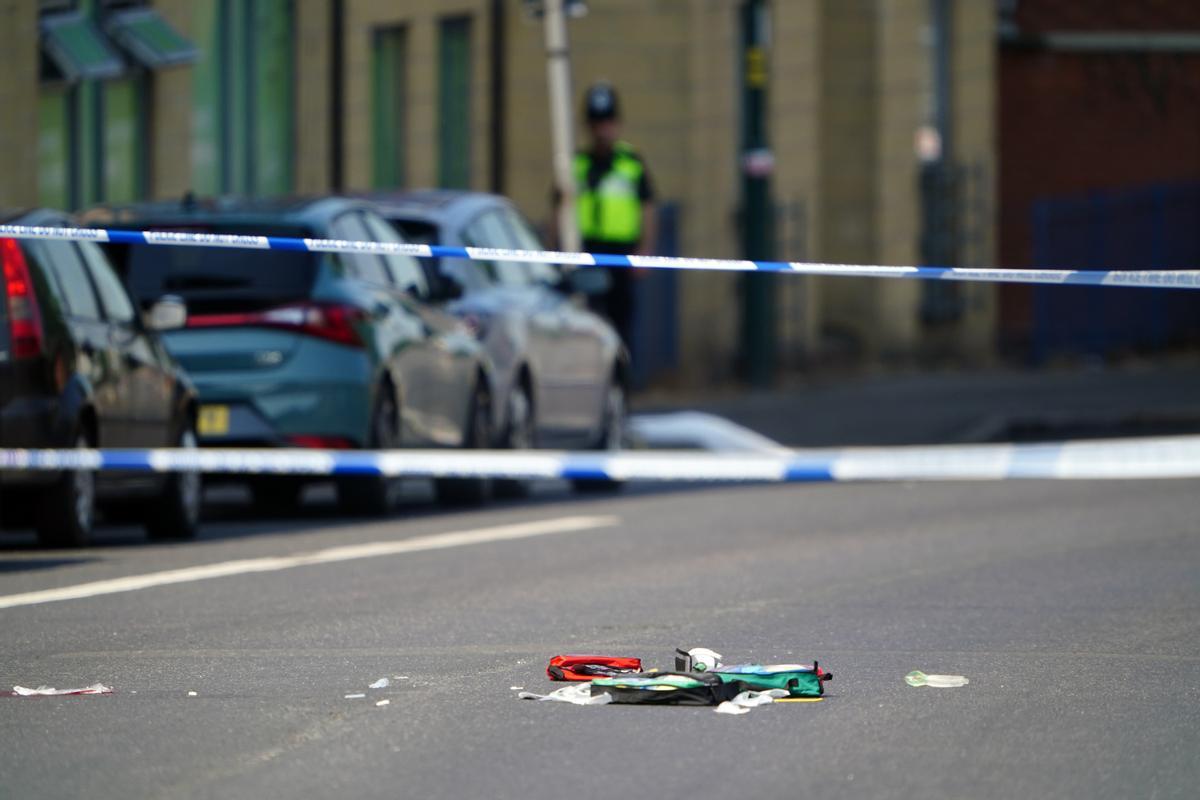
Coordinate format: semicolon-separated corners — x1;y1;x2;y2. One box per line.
197;405;230;436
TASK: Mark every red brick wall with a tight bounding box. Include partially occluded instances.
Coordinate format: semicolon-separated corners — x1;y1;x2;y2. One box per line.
997;0;1200;345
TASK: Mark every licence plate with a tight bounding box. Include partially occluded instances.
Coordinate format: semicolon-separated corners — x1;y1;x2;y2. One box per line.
197;405;230;436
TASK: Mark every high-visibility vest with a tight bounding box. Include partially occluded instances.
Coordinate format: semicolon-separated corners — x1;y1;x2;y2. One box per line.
574;143;644;245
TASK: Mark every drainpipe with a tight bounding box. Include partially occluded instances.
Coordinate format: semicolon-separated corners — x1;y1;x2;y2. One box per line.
329;0;344;191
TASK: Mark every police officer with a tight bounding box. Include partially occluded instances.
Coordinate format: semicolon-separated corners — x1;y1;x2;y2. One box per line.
566;82;657;350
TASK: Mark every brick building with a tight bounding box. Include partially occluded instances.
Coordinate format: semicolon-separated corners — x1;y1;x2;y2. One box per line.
0;0;998;386
998;0;1200;360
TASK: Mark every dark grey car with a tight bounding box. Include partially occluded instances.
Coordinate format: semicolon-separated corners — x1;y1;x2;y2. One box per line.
368;191;630;494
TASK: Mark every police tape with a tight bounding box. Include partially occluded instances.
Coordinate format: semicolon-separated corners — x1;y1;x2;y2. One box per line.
2;436;1199;482
1;223;1198;290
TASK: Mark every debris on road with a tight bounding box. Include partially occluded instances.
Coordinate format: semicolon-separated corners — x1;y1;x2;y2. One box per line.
674;647;723;672
518;684;613;705
11;683;113;696
905;670;969;688
375;699;390;707
547;654;642;681
369;678;390;689
187;691;198;697
525;649;832;713
344;693;366;699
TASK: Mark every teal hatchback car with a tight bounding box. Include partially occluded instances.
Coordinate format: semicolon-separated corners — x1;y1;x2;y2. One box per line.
97;197;495;514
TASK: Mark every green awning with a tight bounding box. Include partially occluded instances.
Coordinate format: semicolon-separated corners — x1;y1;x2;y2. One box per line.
105;8;197;69
40;12;124;82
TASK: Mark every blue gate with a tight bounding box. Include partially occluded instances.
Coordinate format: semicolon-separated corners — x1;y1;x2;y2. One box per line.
1030;182;1200;363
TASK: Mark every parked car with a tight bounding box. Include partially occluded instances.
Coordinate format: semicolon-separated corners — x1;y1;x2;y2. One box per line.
91;196;495;514
365;190;630;494
0;209;199;547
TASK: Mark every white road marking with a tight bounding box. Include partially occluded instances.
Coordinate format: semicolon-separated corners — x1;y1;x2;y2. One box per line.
0;515;619;611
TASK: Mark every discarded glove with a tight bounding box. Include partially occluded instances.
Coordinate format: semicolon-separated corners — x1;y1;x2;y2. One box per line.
519;683;614;705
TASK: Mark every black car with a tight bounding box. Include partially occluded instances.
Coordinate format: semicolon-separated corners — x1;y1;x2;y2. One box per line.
0;209;199;546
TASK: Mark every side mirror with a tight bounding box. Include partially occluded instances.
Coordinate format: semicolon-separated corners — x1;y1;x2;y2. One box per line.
567;266;612;296
145;295;187;331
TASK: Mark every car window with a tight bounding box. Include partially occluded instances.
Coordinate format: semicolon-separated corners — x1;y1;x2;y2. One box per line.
330;212;390;286
37;241;102;321
123;224;319;314
502;208;562;285
362;212;428;297
462;210;530;287
78;241;136;325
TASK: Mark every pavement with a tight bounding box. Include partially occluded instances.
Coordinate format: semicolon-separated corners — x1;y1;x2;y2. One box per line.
636;360;1200;447
1;476;1198;799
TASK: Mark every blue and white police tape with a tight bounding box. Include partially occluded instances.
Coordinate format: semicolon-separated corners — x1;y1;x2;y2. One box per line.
3;436;1200;481
1;223;1198;290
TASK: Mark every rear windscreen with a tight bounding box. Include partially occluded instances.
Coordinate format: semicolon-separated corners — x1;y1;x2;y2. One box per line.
116;225;320;313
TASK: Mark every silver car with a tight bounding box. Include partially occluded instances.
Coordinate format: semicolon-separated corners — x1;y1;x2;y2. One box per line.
368;190;630;494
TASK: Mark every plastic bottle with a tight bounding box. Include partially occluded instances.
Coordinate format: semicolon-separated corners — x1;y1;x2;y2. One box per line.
905;670;969;688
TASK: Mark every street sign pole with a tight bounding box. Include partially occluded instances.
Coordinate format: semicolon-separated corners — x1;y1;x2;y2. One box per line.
740;0;775;387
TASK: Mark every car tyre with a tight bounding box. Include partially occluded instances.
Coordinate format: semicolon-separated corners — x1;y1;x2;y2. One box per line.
145;425;202;541
337;384;402;517
494;379;534;499
434;383;493;507
35;431;95;548
571;378;626;494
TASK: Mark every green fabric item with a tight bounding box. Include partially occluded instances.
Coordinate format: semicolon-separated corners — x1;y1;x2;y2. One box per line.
714;668;825;697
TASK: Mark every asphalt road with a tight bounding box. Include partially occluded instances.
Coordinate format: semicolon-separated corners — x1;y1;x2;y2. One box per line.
1;478;1198;799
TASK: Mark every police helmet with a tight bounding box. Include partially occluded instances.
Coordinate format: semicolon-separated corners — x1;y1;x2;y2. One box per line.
584;82;619;122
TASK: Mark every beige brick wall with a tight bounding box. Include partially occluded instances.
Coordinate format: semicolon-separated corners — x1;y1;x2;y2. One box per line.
150;0;194;201
295;0;332;194
872;0;927;358
343;0;492;192
0;1;40;208
815;0;881;355
949;0;997;362
771;0;821;367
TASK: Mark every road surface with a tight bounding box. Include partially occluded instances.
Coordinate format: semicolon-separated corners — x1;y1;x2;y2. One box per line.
1;478;1197;799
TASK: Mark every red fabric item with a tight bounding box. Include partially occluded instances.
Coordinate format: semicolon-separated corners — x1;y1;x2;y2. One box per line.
547;655;643;681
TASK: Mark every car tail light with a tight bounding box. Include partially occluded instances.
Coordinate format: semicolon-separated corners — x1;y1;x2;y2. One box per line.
187;302;366;347
286;435;356;449
1;238;44;359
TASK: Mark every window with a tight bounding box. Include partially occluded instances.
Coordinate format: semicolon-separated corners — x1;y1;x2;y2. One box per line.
78;242;136;324
463;211;529;287
37;2;187;210
362;214;427;297
38;89;71;209
40;242;102;320
437;16;472;189
372;26;408;189
330;213;390;286
102;78;144;204
104;7;197;69
192;0;294;197
502;208;562;286
40;11;124;82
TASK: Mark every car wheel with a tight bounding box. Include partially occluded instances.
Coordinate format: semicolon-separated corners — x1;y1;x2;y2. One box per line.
494;380;534;499
337;384;402;517
35;432;95;548
145;425;202;541
434;382;493;507
571;378;626;494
